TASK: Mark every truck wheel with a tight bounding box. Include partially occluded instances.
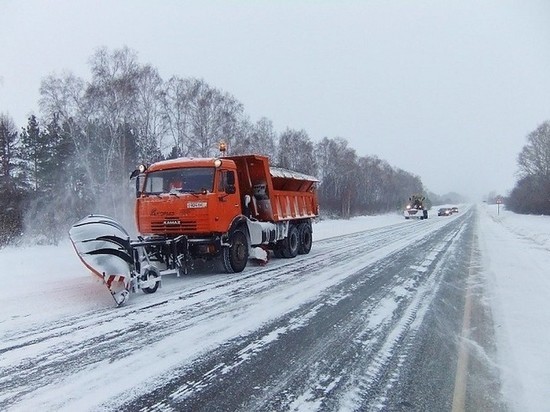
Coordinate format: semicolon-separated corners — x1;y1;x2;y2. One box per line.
282;225;299;258
273;247;284;258
141;267;160;294
223;229;249;273
297;223;312;255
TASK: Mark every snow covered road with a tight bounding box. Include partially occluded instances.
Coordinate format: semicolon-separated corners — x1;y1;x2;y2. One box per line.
1;207;509;411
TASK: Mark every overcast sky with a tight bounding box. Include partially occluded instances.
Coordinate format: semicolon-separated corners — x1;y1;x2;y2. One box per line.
1;0;549;201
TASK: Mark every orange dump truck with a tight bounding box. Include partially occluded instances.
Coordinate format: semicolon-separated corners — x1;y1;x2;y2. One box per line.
69;153;319;305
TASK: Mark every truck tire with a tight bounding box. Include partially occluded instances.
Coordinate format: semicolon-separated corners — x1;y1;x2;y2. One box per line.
272;247;284;258
282;224;299;258
297;223;312;255
141;267;160;294
223;229;249;273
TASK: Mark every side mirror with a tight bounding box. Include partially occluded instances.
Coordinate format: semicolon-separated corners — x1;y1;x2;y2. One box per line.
134;174;146;197
130;164;147;179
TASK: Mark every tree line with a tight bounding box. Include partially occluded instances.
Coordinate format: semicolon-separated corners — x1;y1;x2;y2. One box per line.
1;46;425;247
506;121;550;215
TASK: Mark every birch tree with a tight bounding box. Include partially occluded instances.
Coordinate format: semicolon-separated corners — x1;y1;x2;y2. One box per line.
231;117;277;158
517;121;550;181
133;64;164;163
315;137;358;217
86;47;140;185
509;120;550;215
162;76;194;157
277;128;317;175
163;77;244;158
188;79;244;157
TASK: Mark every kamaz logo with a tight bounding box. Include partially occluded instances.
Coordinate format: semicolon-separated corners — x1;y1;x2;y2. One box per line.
164;219;181;225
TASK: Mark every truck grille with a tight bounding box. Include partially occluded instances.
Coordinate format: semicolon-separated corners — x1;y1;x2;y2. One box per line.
147;213;211;234
151;219;197;233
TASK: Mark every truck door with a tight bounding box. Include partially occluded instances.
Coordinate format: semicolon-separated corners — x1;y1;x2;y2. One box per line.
216;169;241;230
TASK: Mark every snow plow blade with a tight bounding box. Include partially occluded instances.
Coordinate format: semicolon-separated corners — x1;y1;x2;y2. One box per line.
69;215;136;306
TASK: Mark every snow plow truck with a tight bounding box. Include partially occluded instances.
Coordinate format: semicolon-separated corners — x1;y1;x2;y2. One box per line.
69;148;319;306
403;194;428;220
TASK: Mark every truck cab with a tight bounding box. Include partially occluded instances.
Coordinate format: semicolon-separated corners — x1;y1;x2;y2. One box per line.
135;157;242;237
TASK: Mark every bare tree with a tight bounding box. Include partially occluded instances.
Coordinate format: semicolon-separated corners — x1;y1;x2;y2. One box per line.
163;78;244;158
38;47;143;222
39;72;86;125
231;117;277;158
82;47;146;218
277;128;317;175
86;47;140;178
188;79;244;157
509;120;550;215
357;155;385;212
162;76;194;157
133;64;165;163
39;72;96;189
517;121;550;181
315;137;358;217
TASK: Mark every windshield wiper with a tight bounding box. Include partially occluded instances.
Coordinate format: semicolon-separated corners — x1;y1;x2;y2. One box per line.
181;189;200;197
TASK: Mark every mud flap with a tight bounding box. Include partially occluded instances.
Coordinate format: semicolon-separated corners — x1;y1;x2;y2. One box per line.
249;246;268;266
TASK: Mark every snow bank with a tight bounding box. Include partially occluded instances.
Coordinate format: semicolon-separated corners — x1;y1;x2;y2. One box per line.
478;204;550;412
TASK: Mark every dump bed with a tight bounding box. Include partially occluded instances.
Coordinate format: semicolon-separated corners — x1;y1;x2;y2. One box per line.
227;155;319;222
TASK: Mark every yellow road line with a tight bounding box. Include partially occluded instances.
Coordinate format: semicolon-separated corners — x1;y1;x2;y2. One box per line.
451;226;476;412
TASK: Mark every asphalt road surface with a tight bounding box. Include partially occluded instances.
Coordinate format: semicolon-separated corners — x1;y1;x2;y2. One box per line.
1;207;508;411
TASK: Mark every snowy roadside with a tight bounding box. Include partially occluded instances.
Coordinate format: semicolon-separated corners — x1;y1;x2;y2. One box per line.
477;204;550;412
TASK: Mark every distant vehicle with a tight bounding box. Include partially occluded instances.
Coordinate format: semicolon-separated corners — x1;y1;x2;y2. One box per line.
438;208;452;216
403;194;428;220
451;207;459;213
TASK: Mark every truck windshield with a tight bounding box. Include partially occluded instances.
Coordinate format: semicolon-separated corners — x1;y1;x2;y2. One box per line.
143;167;215;195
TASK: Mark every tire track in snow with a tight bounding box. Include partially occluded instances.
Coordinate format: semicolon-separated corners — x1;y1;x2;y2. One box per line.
116;214;472;411
0;213;468;411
